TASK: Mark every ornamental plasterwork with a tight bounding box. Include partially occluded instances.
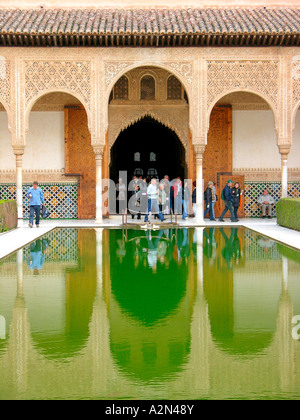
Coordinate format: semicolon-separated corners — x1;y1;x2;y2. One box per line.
0;58;11;112
108;106;189;150
105;60;193;96
206;59;279;113
165;62;193;86
105;61;133;88
233;168;300;182
0;169;78;183
292;54;300;116
24;60;92;111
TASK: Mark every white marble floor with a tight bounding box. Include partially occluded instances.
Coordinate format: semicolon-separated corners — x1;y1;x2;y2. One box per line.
0;216;299;260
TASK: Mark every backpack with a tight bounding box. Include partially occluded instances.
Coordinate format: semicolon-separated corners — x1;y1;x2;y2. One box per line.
221;187;226;200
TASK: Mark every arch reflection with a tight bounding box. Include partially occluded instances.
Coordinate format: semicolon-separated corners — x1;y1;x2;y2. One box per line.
108;228;197;382
203;227;283;356
25;229;97;360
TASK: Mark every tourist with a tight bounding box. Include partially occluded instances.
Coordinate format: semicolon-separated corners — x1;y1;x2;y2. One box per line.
144;178;165;222
203;181;215;221
116;177;126;215
182;180;190;220
158;183;167;215
219;179;239;222
173;177;182;215
192;181;197;216
130;183;141;220
211;181;217;220
231;182;243;220
163;175;171;214
257;188;275;218
26;181;45;228
139;177;148;216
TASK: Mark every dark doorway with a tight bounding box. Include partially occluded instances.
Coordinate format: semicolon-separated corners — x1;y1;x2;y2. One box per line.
110;117;186;183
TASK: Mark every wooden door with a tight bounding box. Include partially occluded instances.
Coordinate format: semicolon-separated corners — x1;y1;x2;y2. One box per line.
65;107;96;219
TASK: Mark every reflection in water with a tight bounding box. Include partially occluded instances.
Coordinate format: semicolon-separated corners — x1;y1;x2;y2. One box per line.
109;228;194;382
0;227;299;400
27;239;49;274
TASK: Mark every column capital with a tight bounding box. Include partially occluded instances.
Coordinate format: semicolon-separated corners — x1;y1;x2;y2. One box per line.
93;145;105;158
278;145;291;160
12;146;25;156
194;144;206;157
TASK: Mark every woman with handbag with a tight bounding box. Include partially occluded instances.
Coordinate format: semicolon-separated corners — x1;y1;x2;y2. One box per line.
231;182;243;220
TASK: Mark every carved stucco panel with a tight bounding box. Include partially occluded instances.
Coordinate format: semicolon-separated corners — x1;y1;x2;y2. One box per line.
24;59;92;111
105;61;133;88
108;106;189;151
206;59;279;115
292;54;300;127
105;60;193;95
0;58;11;113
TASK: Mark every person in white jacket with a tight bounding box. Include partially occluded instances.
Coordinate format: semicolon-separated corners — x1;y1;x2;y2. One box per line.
257;189;275;218
144;178;165;223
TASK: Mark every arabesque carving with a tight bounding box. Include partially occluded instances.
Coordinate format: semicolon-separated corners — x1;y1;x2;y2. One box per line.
206;60;279;112
108;106;189;149
0;58;11;111
24;60;91;110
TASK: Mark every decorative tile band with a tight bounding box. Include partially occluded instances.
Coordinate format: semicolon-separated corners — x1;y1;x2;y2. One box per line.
0;183;78;219
244;181;300;218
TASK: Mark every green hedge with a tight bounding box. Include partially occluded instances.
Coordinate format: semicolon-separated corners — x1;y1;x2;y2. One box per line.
0;200;17;232
276;198;300;232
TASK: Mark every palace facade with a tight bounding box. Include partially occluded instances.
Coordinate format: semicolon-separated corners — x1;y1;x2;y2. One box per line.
0;0;300;222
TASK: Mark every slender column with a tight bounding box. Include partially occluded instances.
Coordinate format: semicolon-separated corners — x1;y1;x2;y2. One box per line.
194;145;205;224
94;146;104;223
279;146;290;198
13;147;24;223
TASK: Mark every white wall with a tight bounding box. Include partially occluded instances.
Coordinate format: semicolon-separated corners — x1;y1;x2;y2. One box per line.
0;112;15;170
23;112;65;170
232;110;280;169
291;110;300;168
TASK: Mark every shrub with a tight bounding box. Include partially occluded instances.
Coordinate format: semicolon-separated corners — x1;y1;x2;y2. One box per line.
276;198;300;232
0;200;17;232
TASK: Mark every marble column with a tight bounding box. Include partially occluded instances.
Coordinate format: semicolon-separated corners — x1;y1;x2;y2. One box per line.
13;147;24;223
94;146;104;223
194;145;205;224
279;146;290;198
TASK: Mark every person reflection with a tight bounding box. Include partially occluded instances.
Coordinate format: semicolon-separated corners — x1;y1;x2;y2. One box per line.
219;228;241;269
27;239;48;274
203;228;217;266
257;235;275;254
175;228;190;264
116;238;126;262
146;230;164;273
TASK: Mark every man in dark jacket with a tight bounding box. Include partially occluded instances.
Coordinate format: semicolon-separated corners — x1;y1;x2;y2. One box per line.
219;180;239;222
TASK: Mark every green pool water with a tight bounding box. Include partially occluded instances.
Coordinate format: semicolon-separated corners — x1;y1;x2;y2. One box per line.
0;227;300;400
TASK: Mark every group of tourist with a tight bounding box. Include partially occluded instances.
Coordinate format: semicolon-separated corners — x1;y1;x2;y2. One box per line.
26;177;276;227
116;175;191;222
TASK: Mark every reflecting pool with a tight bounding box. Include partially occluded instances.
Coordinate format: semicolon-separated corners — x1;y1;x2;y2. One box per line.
0;227;300;400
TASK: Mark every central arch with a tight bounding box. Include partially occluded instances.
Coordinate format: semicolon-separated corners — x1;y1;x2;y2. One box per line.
110;116;186;182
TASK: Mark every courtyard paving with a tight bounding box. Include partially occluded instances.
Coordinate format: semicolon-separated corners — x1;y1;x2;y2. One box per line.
0;216;299;260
